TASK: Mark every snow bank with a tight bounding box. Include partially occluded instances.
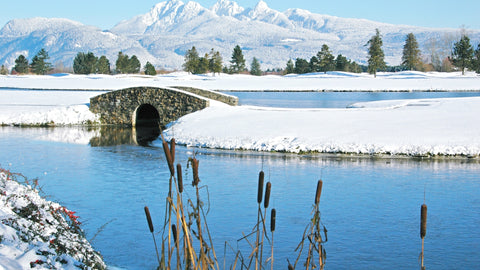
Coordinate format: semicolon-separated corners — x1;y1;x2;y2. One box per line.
1;71;480;91
164;97;480;157
0;169;106;269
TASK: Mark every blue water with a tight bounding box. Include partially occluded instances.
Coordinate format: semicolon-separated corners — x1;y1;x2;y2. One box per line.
224;91;480;108
1;127;479;270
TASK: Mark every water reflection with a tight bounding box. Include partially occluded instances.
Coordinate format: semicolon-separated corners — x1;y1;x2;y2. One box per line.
89;126;160;147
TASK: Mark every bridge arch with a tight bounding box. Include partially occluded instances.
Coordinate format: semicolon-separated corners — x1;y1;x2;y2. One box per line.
133;104;160;127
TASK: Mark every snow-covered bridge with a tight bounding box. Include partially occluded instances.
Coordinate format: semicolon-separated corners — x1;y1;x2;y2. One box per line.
89;86;237;128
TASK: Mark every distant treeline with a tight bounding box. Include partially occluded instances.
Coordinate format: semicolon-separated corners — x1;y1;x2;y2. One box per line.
2;29;480;76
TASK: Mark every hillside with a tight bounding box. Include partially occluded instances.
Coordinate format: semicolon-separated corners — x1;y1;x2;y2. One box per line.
1;0;479;70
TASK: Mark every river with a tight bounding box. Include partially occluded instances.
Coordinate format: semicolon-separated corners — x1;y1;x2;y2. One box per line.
1;91;480;269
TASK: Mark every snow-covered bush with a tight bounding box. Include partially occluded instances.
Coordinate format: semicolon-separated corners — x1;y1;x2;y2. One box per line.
0;168;106;269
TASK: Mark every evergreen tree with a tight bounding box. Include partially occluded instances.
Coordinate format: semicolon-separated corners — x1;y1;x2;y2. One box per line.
230;45;246;73
115;52;129;74
250;57;262;76
209;49;223;75
350;61;363;73
0;65;8;75
144;61;157;76
30;48;53;75
285;59;295;74
14;55;29;74
335;54;349;71
196;54;210;74
96;56;111;74
294;58;310;74
317;44;335;73
452;35;474;75
473;44;480;74
402;33;421;70
309;56;320;72
367;29;386;78
183;46;200;74
128;55;141;74
73;52;98;74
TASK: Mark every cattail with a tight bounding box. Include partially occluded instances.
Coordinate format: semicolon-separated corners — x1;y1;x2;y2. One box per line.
315;180;323;205
264;182;272;208
257;171;264;204
170;138;176;163
162;141;175;176
270;208;276;232
420;204;427;239
176;163;183;193
192;158;200;186
172;224;178;244
144;206;154;233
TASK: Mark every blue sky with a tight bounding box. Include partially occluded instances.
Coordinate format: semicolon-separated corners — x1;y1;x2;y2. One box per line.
1;0;479;30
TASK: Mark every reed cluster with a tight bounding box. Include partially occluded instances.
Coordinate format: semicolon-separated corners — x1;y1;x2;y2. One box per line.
289;180;327;270
145;134;219;270
145;136;331;269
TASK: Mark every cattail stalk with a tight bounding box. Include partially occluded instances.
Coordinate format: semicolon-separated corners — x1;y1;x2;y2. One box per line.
315;180;323;206
420;203;427;270
170;138;176;164
260;181;272;268
144;206;161;266
255;171;264;269
192;158;200;186
176;163;183;193
162;141;175;177
270;208;276;270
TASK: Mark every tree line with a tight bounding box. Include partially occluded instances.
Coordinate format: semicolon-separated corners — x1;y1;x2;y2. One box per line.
7;50;158;76
2;30;480;76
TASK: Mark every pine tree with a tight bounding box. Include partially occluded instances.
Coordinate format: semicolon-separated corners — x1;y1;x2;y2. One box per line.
209;49;223;75
73;52;98;74
183;46;200;74
128;55;141;74
285;59;295;74
473;44;480;74
230;45;246;73
144;61;157;76
452;35;474;75
96;56;111;74
335;54;349;71
30;48;53;75
402;33;421;70
294;58;310;74
250;57;262;76
309;56;320;72
196;54;210;74
115;52;129;74
14;55;29;74
317;44;335;73
367;29;386;78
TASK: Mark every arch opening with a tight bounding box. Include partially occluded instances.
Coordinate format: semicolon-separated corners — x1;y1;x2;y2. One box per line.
134;104;161;145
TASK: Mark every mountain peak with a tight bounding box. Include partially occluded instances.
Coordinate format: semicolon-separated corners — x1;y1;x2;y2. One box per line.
254;0;269;11
211;0;244;17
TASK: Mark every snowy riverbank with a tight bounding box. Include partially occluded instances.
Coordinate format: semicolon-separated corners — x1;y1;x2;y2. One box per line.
0;168;106;269
1;71;480;157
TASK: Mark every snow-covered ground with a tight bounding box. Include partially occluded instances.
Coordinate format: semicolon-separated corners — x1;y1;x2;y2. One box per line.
1;71;480;157
1;71;480;91
0;169;106;269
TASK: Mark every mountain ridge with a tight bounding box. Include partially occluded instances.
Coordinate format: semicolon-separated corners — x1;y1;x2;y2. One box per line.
1;0;479;70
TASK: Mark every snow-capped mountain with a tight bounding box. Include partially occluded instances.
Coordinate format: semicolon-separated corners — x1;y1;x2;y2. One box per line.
1;0;479;71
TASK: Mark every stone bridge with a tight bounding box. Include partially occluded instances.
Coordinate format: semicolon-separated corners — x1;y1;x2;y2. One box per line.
89;86;238;129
